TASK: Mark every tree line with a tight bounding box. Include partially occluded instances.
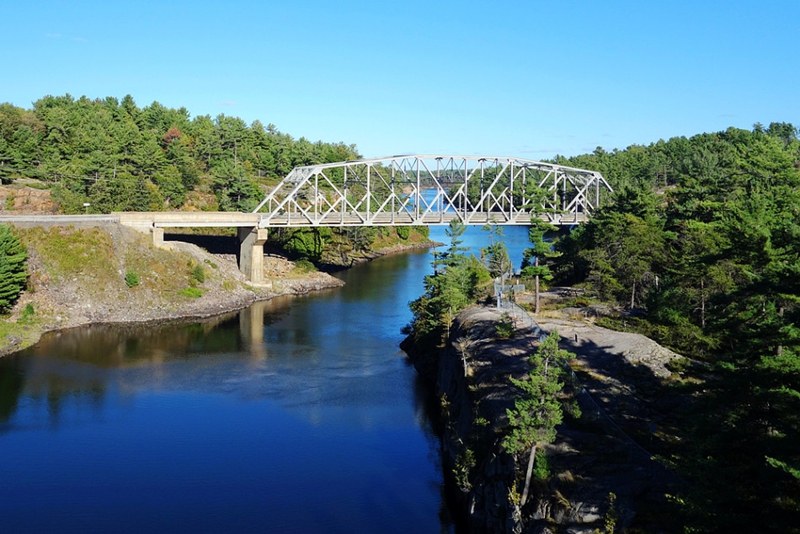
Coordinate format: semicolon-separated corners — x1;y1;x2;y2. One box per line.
547;122;800;531
0;94;360;213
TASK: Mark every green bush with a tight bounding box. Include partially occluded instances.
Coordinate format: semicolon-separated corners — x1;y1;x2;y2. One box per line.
495;312;516;339
282;229;324;261
533;451;550;481
565;297;591;308
396;226;411;240
0;224;28;311
179;287;203;298
412;225;430;239
125;270;140;287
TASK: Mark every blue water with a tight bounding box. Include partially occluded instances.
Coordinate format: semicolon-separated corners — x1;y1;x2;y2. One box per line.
0;226;531;533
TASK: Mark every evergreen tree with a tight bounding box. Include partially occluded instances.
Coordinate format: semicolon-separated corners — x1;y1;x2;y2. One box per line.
407;220;490;346
503;332;576;506
0;224;27;311
521;219;560;314
482;223;512;279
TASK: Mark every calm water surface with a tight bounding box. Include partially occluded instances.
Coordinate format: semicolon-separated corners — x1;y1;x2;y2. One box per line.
0;225;530;533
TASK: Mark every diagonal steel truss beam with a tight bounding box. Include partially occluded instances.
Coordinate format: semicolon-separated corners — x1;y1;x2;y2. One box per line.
252;155;612;227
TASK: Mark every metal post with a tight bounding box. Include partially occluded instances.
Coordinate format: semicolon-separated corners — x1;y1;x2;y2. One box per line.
463;158;468;220
509;161;514;220
342;166;347;224
595;173;600;210
436;158;443;223
480;160;485;215
416;158;421;223
391;165;396;224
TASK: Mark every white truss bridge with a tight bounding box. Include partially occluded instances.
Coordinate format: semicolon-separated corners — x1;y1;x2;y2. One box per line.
252;155;612;227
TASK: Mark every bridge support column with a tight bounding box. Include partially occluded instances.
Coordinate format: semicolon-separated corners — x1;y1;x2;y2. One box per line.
238;227;269;284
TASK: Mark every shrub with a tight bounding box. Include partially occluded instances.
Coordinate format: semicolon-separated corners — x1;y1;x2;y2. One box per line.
533;451;550;481
495;312;516;339
412;225;430;239
125;270;140;287
396;226;411;240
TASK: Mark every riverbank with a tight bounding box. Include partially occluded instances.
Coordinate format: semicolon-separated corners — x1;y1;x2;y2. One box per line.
0;222;431;357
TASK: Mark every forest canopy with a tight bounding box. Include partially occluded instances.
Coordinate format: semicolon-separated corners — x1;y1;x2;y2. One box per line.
551;122;800;532
0;94;360;213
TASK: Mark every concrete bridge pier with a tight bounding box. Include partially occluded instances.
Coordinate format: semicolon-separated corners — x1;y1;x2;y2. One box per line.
238;227;269;284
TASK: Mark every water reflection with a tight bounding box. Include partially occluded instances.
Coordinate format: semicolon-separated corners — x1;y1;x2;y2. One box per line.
0;249;459;533
0;230;535;532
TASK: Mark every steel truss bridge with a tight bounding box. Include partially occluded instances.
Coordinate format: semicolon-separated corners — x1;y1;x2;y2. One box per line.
252;155;612;227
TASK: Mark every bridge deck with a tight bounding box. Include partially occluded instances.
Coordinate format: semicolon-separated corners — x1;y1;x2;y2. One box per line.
0;211;587;229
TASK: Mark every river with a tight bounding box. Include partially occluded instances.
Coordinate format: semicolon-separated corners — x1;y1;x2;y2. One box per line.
0;225;532;533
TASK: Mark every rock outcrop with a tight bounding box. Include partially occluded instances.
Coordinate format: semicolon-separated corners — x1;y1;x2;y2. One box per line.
404;307;686;533
0;185;57;214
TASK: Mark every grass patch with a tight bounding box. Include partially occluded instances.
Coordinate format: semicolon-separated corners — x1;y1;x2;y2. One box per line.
292;259;317;274
190;263;205;284
19;226;116;283
17;303;35;323
178;287;204;298
0;313;44;353
125;270;140;287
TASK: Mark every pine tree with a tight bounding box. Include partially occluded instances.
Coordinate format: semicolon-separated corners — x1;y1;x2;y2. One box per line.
522;219;560;314
0;224;27;311
503;332;576;506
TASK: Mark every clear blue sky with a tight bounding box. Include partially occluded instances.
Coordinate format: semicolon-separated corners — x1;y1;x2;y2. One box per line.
1;0;797;160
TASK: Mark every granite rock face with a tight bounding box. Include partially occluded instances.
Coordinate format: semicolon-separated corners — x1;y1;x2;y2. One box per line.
0;186;57;214
405;307;685;533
